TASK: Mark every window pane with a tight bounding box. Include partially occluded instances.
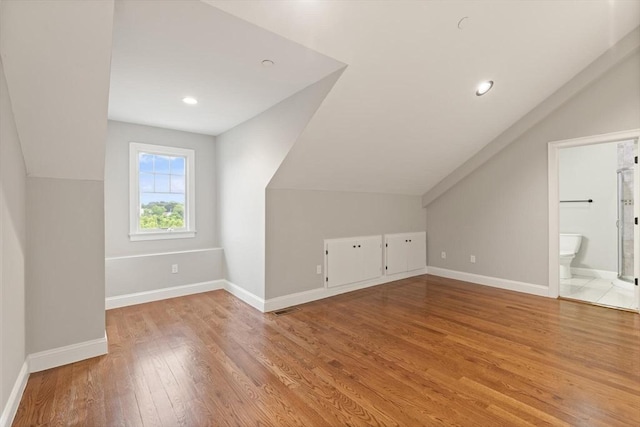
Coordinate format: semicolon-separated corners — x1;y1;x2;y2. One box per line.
140;193;185;230
170;175;185;194
131;142;193;238
139;172;154;192
154;155;171;174
171;157;185;175
139;153;154;173
155;174;170;192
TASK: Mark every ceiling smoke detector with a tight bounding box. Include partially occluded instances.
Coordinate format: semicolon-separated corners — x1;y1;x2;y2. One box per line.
261;59;275;67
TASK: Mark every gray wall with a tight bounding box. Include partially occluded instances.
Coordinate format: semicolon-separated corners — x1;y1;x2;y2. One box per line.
265;189;426;299
105;120;216;256
26;177;105;353
106;249;223;297
559;142;618;271
104;121;221;297
0;0;112;372
216;70;343;299
426;51;640;286
0;57;26;414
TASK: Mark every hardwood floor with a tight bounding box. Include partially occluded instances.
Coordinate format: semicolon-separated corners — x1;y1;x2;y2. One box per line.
13;275;640;426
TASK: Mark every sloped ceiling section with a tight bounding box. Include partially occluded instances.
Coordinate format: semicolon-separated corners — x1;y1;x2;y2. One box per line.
109;0;345;136
209;0;640;195
0;0;114;181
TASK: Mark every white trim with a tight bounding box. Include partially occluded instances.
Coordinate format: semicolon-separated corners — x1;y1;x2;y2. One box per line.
105;247;222;261
548;130;640;150
129;142;196;241
427;266;550;297
571;267;618;280
322;234;384;243
264;268;428;312
106;271;431;314
548;141;561;298
28;332;108;373
0;361;29;427
129;230;196;242
548;129;640;301
223;280;266;312
635;139;640;310
105;280;225;310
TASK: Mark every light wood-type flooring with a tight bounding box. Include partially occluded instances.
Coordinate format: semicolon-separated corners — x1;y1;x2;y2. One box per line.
13;275;640;426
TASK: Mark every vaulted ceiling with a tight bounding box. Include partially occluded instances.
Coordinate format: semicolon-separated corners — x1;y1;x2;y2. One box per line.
109;0;344;135
2;0;638;194
208;0;640;195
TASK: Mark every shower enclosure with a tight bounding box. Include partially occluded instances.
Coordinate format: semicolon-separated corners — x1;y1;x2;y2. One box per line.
617;167;634;284
616;138;636;287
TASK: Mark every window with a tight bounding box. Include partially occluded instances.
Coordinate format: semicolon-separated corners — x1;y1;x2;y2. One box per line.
129;142;195;241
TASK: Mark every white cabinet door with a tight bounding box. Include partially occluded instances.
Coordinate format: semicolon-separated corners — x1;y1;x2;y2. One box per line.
358;236;383;281
385;234;408;275
326;239;359;288
407;232;426;271
326;235;383;288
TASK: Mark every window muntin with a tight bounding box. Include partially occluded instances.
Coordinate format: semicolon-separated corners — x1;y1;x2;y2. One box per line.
129;143;195;241
139;153;185;230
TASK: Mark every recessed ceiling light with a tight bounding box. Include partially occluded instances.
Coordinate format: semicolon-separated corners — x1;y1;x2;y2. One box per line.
182;97;198;105
475;80;494;96
261;59;275;67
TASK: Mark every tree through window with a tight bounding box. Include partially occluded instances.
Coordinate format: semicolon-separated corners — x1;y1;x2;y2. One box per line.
129;143;195;241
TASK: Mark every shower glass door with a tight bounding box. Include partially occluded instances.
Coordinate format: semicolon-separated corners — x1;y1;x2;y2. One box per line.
617;167;634;283
635;139;640;311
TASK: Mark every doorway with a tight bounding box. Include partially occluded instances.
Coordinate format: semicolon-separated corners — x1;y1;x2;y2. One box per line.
548;129;640;311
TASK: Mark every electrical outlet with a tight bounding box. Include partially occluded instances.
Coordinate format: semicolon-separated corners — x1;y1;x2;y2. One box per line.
441;251;446;259
171;264;179;274
470;255;476;263
316;265;322;275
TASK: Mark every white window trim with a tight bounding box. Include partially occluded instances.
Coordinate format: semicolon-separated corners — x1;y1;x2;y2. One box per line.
129;142;196;241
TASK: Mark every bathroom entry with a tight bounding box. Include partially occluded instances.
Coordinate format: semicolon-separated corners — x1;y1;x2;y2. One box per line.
557;138;639;310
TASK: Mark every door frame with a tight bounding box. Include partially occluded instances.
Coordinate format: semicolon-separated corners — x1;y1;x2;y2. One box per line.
548;129;640;310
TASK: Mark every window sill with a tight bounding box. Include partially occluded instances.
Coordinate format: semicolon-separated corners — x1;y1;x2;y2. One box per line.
129;230;196;242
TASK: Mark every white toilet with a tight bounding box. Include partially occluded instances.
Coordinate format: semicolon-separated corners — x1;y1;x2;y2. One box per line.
559;234;583;279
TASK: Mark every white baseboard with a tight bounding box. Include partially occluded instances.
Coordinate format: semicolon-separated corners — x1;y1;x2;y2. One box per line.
571;267;618;280
215;269;428;313
105;280;225;309
263;268;428;312
0;361;29;427
427;266;550;297
108;271;431;314
223;280;265;312
28;331;109;373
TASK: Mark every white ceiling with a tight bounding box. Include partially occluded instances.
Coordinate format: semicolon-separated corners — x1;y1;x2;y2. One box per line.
206;0;640;195
108;0;344;136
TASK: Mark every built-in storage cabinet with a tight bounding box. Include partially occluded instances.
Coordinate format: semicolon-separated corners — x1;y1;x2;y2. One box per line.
385;232;426;275
325;235;382;288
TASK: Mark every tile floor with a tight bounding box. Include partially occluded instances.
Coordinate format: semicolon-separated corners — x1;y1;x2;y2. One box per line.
560;275;638;310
